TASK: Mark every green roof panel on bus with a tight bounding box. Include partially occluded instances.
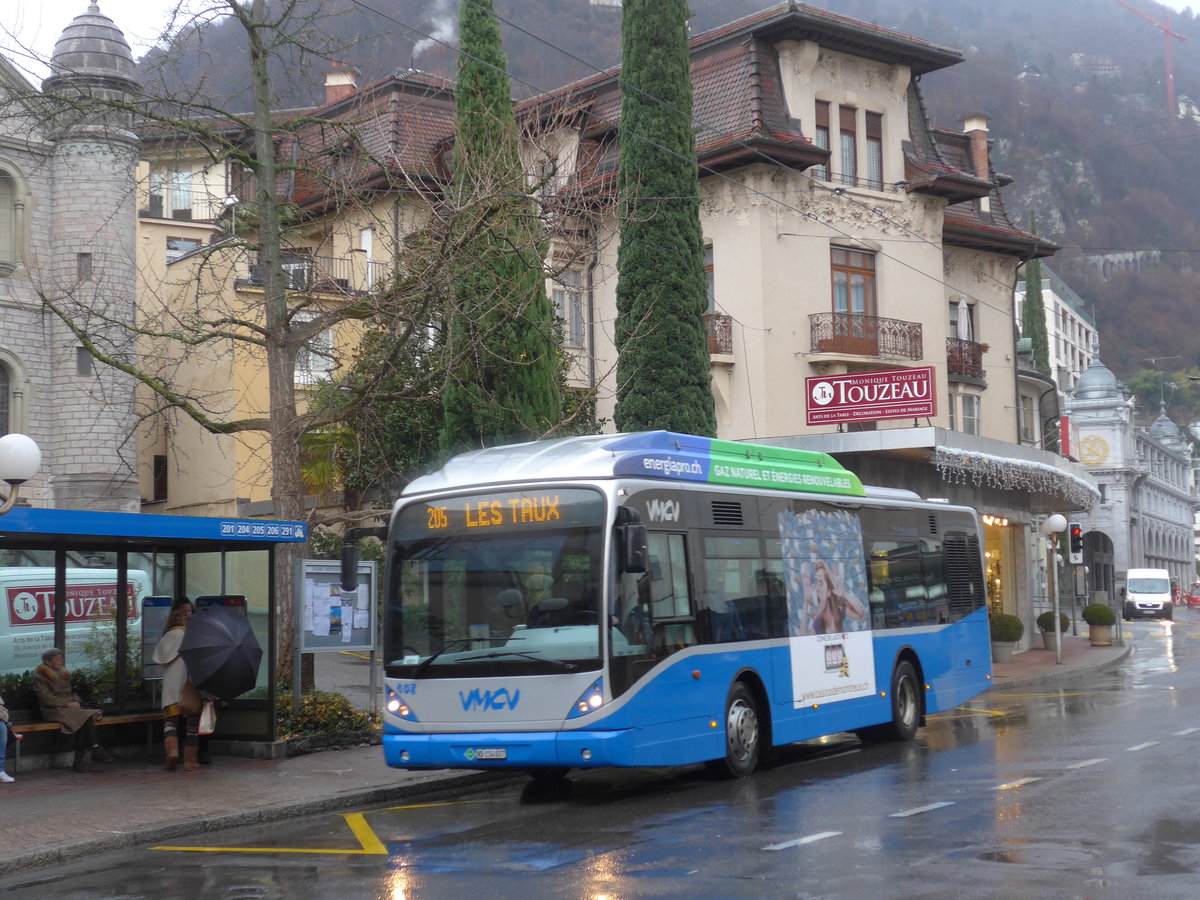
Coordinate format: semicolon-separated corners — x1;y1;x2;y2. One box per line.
404;431;864;498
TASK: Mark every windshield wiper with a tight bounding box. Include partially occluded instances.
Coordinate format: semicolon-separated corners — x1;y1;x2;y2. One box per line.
411;638;474;676
457;650;578;670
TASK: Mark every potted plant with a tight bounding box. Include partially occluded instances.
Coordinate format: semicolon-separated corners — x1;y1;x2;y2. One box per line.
1082;602;1116;646
1036;610;1070;649
990;613;1024;663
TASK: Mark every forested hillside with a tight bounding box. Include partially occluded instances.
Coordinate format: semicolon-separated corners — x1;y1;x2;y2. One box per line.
138;0;1200;394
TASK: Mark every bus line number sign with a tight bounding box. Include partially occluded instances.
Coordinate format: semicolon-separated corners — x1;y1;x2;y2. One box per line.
805;367;936;425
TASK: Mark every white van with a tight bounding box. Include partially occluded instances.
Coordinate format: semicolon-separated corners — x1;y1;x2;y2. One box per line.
1123;567;1173;621
1;567;152;676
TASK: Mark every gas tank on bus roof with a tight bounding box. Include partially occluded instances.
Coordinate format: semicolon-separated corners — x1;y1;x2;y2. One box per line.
403;431;864;498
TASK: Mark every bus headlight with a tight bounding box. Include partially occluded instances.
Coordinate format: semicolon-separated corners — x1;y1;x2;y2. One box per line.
386;688;418;721
567;679;605;719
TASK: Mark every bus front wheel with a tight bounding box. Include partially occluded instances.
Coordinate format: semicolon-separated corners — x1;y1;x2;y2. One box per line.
707;682;760;779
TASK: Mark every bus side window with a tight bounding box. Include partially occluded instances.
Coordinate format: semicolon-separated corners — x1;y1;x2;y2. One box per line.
646;532;696;657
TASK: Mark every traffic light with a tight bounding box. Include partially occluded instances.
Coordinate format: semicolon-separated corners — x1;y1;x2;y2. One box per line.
1068;522;1083;565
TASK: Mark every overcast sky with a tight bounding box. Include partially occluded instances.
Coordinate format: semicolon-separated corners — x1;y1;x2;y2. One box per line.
2;0;1197;84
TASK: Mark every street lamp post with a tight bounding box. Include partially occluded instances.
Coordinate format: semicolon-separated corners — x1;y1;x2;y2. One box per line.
1041;513;1068;665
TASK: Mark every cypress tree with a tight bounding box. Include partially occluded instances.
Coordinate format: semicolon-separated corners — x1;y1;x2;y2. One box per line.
440;0;561;454
613;0;716;436
1022;213;1050;377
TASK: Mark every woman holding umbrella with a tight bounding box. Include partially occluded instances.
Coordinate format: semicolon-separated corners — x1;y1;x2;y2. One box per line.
153;599;202;772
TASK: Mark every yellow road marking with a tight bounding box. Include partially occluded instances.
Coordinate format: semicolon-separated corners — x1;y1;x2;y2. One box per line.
930;707;1006;719
377;799;485;812
150;800;483;856
152;811;386;856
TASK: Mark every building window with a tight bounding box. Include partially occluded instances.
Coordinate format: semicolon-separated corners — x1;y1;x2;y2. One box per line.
813;101;830;181
153;454;168;502
1019;395;1035;442
552;268;585;348
831;247;876;318
166;236;202;262
294;312;335;383
838;106;857;186
865;112;883;190
704;243;715;313
0;171;17;269
0;363;9;436
961;392;980;435
77;252;92;280
76;347;92;377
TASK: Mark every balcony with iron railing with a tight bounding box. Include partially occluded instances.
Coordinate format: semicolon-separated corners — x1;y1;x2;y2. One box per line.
946;337;985;382
241;254;365;294
809;312;922;360
706;313;732;355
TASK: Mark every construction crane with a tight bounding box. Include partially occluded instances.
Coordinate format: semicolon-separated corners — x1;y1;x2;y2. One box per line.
1113;0;1187;119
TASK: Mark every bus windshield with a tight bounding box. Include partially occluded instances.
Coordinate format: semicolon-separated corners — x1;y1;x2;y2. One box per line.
384;488;606;677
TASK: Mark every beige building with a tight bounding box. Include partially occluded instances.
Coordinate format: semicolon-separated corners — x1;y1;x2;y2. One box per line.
132;7;1099;644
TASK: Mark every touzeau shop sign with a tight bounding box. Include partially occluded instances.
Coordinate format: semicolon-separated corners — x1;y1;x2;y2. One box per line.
805;367;936;426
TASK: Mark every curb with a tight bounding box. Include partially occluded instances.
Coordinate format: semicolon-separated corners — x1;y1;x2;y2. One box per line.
991;642;1134;692
0;769;520;877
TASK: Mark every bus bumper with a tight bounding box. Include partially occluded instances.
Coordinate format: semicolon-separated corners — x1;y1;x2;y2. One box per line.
382;728;635;770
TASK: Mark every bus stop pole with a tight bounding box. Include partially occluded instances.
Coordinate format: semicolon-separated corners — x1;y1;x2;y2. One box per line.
293;571;302;716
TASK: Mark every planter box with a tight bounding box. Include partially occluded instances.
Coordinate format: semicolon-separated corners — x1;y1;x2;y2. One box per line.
991;641;1014;664
1088;623;1113;646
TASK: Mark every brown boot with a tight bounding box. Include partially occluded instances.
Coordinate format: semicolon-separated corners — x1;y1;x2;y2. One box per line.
164;735;179;771
183;743;200;772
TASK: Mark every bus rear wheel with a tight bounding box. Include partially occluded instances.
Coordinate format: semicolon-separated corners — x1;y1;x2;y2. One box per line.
860;660;921;743
707;682;760;779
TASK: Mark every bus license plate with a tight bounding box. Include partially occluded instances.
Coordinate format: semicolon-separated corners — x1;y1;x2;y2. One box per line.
475;748;507;760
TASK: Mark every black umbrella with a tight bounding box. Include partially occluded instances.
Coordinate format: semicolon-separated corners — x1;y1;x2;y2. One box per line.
179;605;262;700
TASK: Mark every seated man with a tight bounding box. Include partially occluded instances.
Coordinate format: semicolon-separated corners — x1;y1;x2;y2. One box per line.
33;647;112;772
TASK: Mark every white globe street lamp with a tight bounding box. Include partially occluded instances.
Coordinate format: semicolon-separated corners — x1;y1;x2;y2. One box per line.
1040;514;1068;664
0;433;40;515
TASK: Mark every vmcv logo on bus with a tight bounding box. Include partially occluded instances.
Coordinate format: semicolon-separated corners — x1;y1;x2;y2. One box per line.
645;498;680;523
459;687;521;712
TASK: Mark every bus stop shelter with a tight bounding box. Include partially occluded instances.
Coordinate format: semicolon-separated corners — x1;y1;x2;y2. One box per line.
0;507;306;754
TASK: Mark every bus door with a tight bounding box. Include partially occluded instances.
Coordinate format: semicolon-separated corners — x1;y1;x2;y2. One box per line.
610;531;697;698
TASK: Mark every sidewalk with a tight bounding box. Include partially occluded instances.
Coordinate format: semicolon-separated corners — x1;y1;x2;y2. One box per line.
0;636;1132;876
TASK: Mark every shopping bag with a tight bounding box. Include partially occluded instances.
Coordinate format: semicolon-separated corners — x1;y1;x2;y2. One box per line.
199;699;217;735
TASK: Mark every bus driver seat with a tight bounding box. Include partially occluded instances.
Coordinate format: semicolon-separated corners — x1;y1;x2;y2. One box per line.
527;581;594;627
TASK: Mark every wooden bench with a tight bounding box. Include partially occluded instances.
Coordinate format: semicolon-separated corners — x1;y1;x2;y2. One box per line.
11;711;164;771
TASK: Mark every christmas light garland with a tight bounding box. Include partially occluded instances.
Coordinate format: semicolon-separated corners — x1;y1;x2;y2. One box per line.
933;446;1099;509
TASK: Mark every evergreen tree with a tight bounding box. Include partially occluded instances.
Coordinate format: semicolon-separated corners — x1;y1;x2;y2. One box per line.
613;0;716;436
440;0;562;454
1022;213;1051;377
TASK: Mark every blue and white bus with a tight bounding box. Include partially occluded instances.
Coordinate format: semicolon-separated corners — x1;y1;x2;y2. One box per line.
370;431;991;779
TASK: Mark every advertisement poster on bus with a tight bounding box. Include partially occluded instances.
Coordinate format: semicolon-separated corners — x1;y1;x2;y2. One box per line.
779;508;876;707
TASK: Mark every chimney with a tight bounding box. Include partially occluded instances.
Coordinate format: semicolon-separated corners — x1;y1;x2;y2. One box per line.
325;61;360;106
961;113;991;213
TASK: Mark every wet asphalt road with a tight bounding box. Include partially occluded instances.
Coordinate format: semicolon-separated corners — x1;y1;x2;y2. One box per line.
7;614;1200;899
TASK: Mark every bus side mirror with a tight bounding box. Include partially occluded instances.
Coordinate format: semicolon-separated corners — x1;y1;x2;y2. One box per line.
615;506;648;574
340;544;360;592
339;525;387;591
